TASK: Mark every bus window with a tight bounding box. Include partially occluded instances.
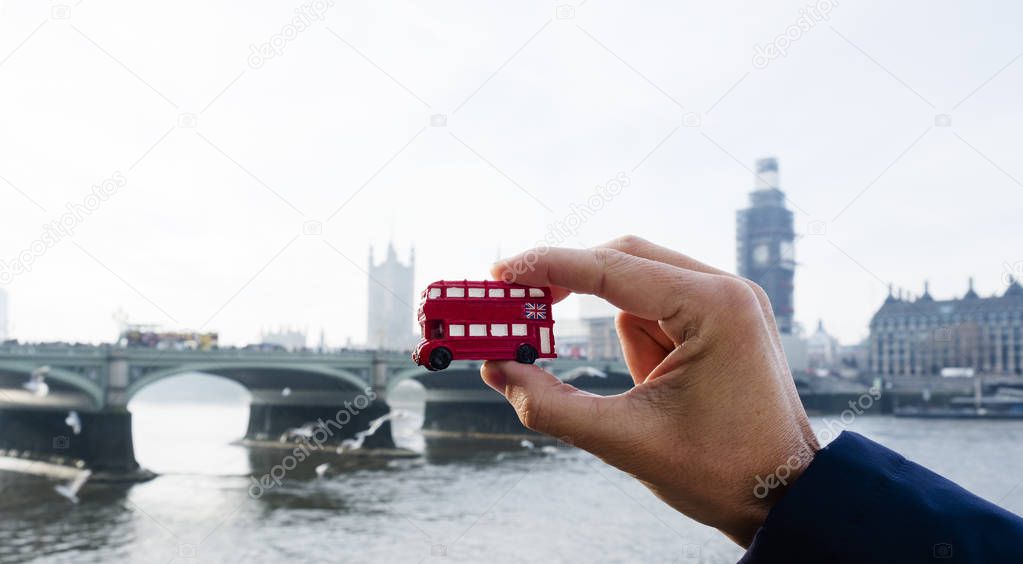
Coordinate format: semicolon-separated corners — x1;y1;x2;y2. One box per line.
428;287;441;299
528;288;545;297
512;324;527;336
509;288;525;298
446;287;465;298
468;287;485;297
469;324;486;336
448;324;465;337
428;321;443;339
488;288;505;298
540;327;551;353
491;324;508;336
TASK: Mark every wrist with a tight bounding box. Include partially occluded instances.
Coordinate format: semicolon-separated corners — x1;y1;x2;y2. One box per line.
731;438;820;547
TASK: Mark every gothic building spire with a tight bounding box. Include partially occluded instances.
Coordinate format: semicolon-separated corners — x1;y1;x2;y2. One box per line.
964;277;979;299
919;280;933;301
885;283;896;304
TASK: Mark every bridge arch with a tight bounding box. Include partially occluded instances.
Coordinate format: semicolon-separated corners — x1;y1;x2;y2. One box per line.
386;365;433;395
124;362;370;402
0;360;105;409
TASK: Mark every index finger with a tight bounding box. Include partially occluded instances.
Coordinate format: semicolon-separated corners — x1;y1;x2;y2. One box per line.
491;246;716;322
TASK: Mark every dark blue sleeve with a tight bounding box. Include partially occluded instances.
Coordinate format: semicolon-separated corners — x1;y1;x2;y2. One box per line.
739;431;1023;563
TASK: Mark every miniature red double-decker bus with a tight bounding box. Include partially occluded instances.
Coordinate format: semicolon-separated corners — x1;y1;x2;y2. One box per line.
412;280;557;371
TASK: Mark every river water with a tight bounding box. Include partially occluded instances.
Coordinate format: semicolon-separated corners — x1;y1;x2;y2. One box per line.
2;399;1022;563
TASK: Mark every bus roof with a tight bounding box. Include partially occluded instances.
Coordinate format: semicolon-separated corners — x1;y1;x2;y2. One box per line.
425;280;543;290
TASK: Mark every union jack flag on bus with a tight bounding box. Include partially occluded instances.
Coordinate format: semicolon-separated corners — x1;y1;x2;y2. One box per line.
523;302;547;319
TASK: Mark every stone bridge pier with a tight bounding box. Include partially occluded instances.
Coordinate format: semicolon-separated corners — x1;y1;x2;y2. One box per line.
0;351;137;478
240;354;396;449
0;408;140;477
406;363;634;437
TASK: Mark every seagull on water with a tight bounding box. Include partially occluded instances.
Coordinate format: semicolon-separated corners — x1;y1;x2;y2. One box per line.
55;469;92;504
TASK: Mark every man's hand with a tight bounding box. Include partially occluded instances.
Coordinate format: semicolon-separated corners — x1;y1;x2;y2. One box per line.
481;235;818;547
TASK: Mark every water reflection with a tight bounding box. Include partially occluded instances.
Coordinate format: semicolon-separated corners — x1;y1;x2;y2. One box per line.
5;397;1023;563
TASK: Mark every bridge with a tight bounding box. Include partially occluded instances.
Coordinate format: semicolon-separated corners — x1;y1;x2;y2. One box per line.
0;344;631;478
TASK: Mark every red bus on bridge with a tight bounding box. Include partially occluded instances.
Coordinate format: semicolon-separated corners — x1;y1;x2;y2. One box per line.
412;280;557;371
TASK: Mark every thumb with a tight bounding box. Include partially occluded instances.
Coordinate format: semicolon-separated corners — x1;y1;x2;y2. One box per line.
481;360;618;446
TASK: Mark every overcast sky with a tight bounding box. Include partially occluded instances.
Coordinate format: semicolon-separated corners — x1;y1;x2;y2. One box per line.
1;0;1021;346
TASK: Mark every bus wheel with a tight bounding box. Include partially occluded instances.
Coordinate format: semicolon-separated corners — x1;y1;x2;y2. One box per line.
515;344;538;364
428;347;452;371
